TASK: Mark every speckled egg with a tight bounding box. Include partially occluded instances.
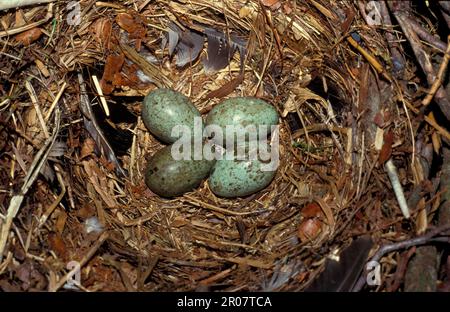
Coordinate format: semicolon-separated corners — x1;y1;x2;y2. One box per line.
205;97;278;145
145;144;215;197
142;88;202;143
208;142;277;198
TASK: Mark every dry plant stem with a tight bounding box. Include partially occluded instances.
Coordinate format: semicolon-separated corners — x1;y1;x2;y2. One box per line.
183;195;263;216
25;80;49;138
393;10;450;121
385;159;410;219
440;1;450;15
379;1;404;71
0;3;53;37
49;231;109;292
357;1;369;24
422;36;450;106
91;75;109;117
346;36;392;82
400;15;447;52
443;10;450;30
38;165;65;227
119;42;173;88
352;224;450;291
44;82;66;121
0;0;54;11
0;107;60;262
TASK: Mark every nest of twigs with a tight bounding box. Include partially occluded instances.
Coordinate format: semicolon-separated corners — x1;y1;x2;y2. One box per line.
1;0;450;292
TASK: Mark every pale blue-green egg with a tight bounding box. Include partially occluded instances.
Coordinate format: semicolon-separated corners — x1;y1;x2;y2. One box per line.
142;88;202;143
208;142;277;197
145;144;215;197
205;97;278;146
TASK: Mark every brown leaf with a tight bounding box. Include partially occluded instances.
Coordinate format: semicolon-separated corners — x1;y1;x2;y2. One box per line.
301;202;322;218
373;111;384;127
15;28;42;46
76;203;96;219
116;13;146;40
80;137;96;159
203;74;244;101
341;7;355;34
100;54;125;94
261;0;281;9
378;130;394;164
91;18;112;49
55;210;68;235
48;232;67;258
172;216;189;228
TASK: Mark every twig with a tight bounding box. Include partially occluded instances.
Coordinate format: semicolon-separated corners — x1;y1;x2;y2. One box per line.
379;1;405;74
44;82;66;121
392;8;450;120
119;42;172;88
0;107;61;262
91;75;109;117
352;224;450;291
422;35;450;106
0;0;55;11
25;80;49;139
49;231;109;292
0;3;53;38
38;165;66;228
401;15;447;52
385;158;410;219
346;36;392;82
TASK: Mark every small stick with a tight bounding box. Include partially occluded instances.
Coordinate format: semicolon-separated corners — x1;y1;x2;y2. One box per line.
346;36;392;82
91;75;110;117
422;35;450;106
0;108;60;261
385;159;410;219
0;4;53;38
38;165;65;227
49;231;109;292
0;0;54;11
45;82;67;121
353;224;450;291
25;80;50;138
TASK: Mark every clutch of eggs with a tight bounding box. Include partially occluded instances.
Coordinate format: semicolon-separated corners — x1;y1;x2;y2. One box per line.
142;88;279;198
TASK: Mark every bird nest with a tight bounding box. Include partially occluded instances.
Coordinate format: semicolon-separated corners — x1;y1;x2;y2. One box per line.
1;0;450;292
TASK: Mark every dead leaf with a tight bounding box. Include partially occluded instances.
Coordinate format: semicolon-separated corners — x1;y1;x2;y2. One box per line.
301;202;322;218
100;54;125;94
15;28;42;46
261;0;281;9
283;3;293;14
378;130;394;164
15;10;26;27
48;232;67;258
172;216;189;227
91;18;112;49
55;209;68;235
203;73;244;100
80;137;96;159
374;111;384;127
76;203;96;219
116;13;146;40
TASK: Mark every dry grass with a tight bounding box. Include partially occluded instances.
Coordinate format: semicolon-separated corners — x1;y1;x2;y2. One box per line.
0;0;447;291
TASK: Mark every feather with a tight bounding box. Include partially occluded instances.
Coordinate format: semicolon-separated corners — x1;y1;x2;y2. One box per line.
166;22;204;67
77;72;126;178
202;27;247;73
167;24;180;56
175;30;204;67
305;236;374;292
